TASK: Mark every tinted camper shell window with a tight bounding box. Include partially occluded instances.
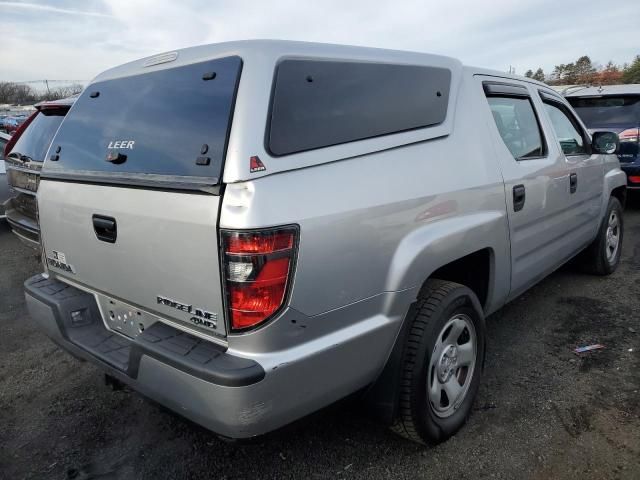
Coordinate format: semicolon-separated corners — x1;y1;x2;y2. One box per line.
267;59;452;156
43;56;243;188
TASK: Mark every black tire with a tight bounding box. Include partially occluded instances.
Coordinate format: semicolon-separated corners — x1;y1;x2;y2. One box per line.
391;279;486;445
582;196;624;276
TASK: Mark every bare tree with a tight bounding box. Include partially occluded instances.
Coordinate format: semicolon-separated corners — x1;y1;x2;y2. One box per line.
0;82;38;104
40;84;84;101
0;82;83;105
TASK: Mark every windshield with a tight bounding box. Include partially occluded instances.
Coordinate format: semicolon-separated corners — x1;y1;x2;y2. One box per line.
567;95;640;127
9;110;67;162
44;56;242;187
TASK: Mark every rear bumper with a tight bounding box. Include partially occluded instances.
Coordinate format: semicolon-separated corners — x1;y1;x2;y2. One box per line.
25;274;407;438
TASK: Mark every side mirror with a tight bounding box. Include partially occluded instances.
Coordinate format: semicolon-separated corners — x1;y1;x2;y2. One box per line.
592;131;619;155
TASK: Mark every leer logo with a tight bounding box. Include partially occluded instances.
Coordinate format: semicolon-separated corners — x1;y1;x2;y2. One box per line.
250;155;266;173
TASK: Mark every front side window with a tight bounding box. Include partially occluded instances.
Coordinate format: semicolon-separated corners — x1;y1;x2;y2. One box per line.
543;102;587;156
487;96;545;160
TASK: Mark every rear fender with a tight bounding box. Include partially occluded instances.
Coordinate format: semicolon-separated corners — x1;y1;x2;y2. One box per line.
384;211;508;308
603;166;627;214
365;211;508;423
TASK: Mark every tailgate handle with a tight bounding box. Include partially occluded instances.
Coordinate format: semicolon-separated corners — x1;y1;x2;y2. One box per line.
92;215;117;243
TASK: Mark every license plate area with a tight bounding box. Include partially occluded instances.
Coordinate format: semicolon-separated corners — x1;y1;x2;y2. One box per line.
95;294;159;339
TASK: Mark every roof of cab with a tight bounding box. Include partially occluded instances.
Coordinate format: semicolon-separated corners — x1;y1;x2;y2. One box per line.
564;84;640;97
92;39;463;83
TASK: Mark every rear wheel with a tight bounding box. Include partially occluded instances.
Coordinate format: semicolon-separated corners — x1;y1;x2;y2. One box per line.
582;196;623;275
391;280;485;444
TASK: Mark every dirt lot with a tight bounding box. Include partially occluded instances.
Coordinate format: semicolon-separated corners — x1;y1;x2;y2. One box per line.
1;201;639;480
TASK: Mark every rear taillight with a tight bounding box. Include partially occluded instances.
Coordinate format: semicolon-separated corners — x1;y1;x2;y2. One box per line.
221;227;298;331
619;128;640;143
629;176;640;184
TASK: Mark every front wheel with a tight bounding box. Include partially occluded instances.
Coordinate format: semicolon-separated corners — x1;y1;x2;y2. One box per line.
582;196;624;275
391;280;486;444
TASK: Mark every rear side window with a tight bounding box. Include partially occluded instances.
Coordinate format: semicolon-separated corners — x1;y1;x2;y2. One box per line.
543;102;587;155
267;60;451;156
46;56;242;186
9;110;66;162
487;96;545;160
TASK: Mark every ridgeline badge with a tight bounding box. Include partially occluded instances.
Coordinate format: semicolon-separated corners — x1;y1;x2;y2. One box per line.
156;295;218;330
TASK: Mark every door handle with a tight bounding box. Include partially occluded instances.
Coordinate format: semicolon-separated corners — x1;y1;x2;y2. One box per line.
570;173;578;194
93;215;117;243
513;184;526;212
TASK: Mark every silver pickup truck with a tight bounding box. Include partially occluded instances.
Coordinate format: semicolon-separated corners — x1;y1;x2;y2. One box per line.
24;40;626;445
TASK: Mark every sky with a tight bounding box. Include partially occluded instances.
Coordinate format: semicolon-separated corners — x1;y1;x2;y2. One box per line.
1;0;638;85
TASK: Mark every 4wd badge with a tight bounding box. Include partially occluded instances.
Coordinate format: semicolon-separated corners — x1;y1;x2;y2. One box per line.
250;155;266;173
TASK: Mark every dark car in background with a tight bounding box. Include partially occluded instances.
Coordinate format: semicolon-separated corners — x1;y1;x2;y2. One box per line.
566;85;640;188
3;96;76;247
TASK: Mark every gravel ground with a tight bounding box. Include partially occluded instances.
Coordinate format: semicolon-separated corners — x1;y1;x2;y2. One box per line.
1;201;639;480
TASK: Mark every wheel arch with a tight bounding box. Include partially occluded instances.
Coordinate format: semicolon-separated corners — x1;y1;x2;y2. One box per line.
604;167;627;212
611;184;626;209
425;248;493;311
365;224;500;424
384;210;507;313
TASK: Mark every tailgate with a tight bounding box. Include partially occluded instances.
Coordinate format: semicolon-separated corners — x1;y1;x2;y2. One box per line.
37;54;244;342
39;180;227;339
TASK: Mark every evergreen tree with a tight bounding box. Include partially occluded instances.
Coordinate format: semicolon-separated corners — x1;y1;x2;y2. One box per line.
622;55;640;84
551;64;567;84
532;68;545;82
574;56;596;84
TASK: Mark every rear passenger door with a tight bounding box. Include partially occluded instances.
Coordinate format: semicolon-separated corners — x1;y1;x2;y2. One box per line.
537;89;603;245
479;78;576;299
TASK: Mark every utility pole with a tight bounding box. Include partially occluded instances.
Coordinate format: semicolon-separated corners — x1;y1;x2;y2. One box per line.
44;79;51;95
